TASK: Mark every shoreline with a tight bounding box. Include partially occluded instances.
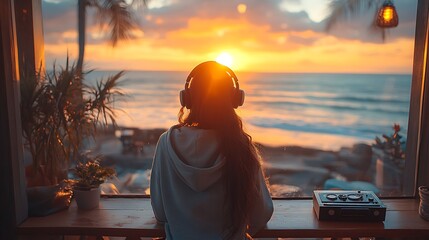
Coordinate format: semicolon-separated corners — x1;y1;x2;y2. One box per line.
110;122;373;152
93;127;399;197
245;124;372;151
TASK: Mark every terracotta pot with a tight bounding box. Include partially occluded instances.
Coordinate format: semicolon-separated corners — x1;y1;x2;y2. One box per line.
74;187;101;210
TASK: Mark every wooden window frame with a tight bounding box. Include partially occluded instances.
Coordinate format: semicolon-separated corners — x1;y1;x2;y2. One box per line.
404;0;429;195
0;0;28;239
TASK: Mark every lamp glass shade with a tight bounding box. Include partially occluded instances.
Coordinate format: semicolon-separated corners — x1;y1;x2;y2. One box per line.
377;1;399;28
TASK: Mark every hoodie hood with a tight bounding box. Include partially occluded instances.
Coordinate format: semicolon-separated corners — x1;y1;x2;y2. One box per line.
165;126;225;192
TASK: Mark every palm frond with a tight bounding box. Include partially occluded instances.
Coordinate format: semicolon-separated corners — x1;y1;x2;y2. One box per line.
325;0;381;31
89;71;126;126
94;0;140;46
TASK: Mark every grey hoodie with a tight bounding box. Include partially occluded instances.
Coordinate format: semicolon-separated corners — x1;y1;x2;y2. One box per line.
150;126;274;240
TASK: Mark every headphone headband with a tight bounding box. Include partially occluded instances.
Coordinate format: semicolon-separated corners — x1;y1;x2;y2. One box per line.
184;61;239;90
180;61;245;109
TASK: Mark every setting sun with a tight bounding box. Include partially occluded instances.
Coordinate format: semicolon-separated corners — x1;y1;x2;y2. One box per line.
216;52;234;68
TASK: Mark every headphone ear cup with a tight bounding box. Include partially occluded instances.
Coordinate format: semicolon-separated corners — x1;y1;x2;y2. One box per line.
180;89;191;109
179;90;186;108
233;89;245;108
238;90;245;107
237;89;246;106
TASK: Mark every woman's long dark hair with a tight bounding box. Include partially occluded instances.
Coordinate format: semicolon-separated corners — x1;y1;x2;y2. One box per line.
178;62;262;238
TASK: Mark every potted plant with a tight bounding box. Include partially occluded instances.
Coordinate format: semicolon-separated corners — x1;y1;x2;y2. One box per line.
372;123;406;193
20;59;125;186
70;154;116;210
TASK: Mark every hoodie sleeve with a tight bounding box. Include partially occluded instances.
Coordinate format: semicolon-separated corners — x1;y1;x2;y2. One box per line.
150;133;167;223
247;168;274;236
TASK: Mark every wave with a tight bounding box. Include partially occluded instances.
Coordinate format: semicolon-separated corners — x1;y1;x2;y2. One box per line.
248;119;405;140
330;95;408;104
249;100;409;115
250;91;409;104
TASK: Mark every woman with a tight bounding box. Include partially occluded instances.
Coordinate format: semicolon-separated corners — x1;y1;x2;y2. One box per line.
150;61;273;240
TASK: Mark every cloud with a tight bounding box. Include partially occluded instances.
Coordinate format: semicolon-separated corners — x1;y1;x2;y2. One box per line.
42;0;417;44
279;0;331;22
41;0;418;72
42;1;76;39
42;0;75;19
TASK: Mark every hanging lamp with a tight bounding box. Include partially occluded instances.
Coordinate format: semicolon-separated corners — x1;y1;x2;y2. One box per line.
376;0;399;28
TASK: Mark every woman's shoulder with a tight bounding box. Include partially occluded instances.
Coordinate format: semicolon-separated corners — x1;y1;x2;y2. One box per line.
155;127;173;147
157;124;184;144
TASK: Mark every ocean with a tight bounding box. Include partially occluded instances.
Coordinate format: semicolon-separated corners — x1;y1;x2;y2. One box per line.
87;71;411;150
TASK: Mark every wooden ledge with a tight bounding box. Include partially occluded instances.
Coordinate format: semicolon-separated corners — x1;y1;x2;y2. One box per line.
18;198;429;238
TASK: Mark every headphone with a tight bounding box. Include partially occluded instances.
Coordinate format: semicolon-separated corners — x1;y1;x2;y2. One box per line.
180;61;245;109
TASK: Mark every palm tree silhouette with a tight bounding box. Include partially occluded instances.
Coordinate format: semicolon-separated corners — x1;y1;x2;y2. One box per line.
325;0;388;41
76;0;148;73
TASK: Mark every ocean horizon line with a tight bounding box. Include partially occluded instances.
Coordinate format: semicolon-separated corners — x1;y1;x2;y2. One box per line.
45;68;412;76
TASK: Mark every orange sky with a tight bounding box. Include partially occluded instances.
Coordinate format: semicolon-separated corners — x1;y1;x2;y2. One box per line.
42;0;417;73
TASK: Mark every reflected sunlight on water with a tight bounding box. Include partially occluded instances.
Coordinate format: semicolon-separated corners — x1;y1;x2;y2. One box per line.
87;71;410;151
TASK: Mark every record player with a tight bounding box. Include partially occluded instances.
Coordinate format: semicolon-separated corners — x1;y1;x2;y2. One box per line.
313;190;386;221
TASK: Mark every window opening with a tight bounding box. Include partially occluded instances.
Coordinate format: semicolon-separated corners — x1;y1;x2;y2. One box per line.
33;0;419;198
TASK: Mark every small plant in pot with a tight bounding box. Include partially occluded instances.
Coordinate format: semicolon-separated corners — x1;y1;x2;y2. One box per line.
71;154;116;210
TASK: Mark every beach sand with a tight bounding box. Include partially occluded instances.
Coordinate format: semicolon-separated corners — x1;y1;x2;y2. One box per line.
91;128;400;198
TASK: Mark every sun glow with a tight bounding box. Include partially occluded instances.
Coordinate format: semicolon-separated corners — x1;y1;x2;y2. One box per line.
237;4;247;14
215;52;234;68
